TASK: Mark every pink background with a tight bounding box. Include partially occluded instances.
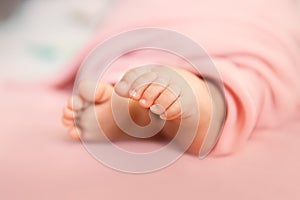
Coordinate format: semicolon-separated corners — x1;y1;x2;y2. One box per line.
0;82;299;199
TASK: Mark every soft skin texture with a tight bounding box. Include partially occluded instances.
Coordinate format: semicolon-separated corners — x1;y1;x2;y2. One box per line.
62;65;211;154
56;0;300;156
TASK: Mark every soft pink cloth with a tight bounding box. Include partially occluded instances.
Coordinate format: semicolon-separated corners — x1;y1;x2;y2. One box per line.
50;0;300;155
1;84;300;199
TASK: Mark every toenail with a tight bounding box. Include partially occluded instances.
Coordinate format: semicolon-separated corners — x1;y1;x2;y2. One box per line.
139;99;147;105
160;114;167;120
129;90;138;98
150;104;165;114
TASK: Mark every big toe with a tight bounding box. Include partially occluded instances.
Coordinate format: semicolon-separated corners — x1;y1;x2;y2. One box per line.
114;65;152;97
67;95;84;111
78;80;113;103
77;80;98;102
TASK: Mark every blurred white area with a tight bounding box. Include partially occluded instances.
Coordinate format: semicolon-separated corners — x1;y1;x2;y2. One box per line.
0;0;114;81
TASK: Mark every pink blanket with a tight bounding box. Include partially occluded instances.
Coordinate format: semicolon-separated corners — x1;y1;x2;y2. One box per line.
1;81;300;199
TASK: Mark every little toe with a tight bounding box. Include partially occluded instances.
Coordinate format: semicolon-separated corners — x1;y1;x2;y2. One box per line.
69;126;81;140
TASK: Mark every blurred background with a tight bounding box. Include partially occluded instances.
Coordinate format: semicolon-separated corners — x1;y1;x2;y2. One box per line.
0;0;115;81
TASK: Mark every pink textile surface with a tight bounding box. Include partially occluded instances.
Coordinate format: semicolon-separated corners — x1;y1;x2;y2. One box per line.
0;81;300;200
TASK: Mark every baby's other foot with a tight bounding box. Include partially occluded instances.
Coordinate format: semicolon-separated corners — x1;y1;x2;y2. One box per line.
62;80;124;141
114;65;197;120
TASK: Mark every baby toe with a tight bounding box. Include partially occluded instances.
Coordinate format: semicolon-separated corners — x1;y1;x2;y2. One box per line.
94;82;113;103
128;71;157;100
61;117;74;126
63;107;75;120
149;84;181;111
78;80;98;103
138;77;169;108
67;95;84;111
114;66;151;97
161;100;182;120
150;104;166;115
69;126;81;140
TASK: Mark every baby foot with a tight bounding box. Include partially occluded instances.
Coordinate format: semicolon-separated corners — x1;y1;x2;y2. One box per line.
114;65;212;154
114;65;197;120
62;80;125;141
